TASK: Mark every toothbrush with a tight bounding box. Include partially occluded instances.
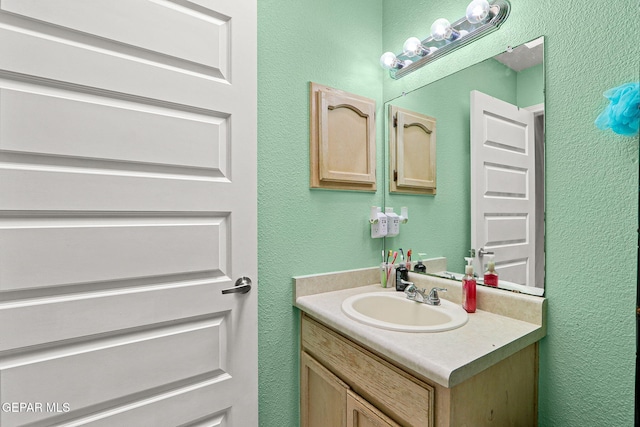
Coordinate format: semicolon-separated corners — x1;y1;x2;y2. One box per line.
385;250;392;285
386;251;398;282
406;249;412;270
381;250;387;287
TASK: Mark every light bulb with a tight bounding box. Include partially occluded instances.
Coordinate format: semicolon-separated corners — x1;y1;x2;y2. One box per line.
380;52;398;70
430;18;459;41
403;37;436;57
403;37;421;57
466;0;490;24
379;52;411;70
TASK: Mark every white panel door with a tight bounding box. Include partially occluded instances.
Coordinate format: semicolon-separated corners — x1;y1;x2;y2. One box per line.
470;90;535;287
0;1;257;426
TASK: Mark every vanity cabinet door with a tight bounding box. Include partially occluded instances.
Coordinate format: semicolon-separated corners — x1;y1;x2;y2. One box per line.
301;315;434;426
347;390;400;427
301;351;348;427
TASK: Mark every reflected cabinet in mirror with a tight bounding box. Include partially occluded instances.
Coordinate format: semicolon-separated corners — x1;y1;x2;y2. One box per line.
384;37;544;296
389;106;437;195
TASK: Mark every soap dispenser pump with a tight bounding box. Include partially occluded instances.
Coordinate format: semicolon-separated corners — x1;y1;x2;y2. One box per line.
484;254;498;287
462;257;476;313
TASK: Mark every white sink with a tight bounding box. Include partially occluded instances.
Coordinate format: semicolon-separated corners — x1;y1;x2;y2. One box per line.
341;291;468;333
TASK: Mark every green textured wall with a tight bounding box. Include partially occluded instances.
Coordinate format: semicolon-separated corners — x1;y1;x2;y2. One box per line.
257;0;383;425
258;0;639;426
518;63;544;108
384;1;638;425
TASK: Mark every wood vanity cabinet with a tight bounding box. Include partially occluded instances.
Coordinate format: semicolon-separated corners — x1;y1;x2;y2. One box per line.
301;352;400;427
300;314;538;427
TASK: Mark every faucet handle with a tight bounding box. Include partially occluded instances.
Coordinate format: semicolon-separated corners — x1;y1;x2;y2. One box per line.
428;287;447;305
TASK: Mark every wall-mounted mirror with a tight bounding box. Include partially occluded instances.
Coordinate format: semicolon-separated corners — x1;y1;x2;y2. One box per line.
384;37;545;296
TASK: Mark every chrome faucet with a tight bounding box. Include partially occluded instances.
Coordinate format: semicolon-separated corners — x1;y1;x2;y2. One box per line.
404;283;447;306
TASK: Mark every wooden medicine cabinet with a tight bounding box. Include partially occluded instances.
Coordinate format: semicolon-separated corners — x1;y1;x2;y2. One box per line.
389;105;436;195
310;82;376;191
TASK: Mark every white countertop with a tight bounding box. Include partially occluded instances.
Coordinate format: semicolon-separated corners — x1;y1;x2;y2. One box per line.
294;280;546;388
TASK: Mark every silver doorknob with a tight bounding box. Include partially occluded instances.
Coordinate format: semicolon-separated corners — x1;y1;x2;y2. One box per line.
222;277;252;294
478;247;494;257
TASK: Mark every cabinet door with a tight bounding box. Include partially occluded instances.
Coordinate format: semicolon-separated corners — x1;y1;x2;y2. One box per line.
347;391;401;427
302;315;435;426
389;105;437;195
301;351;348;427
309;82;377;191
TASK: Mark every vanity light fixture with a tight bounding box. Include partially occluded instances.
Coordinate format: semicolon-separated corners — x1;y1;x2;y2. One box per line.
380;0;510;79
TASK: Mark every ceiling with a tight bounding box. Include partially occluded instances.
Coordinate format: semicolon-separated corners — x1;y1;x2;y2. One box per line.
493;37;543;72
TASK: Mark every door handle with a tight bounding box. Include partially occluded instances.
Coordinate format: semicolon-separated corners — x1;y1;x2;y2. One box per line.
222;277;252;294
478;247;494;257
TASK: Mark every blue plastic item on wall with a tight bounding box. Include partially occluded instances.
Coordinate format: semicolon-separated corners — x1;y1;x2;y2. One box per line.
595;82;640;137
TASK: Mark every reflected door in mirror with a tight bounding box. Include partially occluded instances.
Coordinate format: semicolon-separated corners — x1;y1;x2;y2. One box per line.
470;90;537;287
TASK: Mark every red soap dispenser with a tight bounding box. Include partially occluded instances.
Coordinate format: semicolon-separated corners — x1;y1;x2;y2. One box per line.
484;254;498;287
462;257;476;313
